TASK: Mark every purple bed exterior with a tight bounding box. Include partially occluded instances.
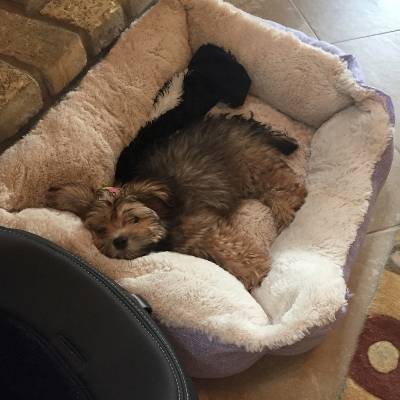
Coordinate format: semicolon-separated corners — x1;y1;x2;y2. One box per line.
159;18;395;379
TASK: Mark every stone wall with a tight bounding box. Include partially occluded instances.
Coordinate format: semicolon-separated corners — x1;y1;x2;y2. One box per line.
0;0;153;143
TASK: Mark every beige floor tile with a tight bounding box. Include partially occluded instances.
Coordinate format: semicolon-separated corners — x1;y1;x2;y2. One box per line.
196;228;397;400
227;0;316;38
367;149;400;233
293;0;400;43
337;31;400;152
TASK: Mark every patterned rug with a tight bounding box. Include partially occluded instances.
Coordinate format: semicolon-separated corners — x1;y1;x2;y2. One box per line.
341;230;400;400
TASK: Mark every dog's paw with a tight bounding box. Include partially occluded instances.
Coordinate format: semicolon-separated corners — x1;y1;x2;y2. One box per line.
271;202;296;232
270;184;307;232
45;186;62;209
44;184;94;218
240;267;268;291
236;252;270;291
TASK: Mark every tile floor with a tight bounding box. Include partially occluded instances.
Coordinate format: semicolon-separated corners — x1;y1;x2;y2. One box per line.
197;1;400;399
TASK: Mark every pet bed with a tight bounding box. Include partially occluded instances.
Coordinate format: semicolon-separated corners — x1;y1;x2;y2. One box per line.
0;0;394;378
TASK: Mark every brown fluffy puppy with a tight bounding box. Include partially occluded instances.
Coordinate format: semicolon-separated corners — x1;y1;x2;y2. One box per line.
47;115;306;289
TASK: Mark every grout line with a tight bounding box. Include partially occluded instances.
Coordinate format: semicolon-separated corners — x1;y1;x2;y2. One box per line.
333;28;400;44
289;0;319;39
367;224;400;235
0;0;94;57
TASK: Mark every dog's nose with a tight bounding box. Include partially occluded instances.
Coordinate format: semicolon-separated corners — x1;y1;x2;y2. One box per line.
113;236;128;250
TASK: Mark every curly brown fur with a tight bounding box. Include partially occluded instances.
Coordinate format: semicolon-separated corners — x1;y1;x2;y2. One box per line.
171;210;271;289
47;115;306;289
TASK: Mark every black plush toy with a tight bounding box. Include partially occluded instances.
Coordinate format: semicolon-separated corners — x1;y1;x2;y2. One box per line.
115;44;297;183
115;44;251;183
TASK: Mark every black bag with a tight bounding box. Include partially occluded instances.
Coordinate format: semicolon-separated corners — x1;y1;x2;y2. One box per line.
0;227;197;400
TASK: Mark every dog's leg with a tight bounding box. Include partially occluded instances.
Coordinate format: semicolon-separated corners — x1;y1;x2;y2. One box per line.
174;212;270;290
258;162;307;233
263;183;307;233
207;222;271;290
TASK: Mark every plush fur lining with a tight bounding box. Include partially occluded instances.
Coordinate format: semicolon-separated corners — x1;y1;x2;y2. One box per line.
0;0;392;352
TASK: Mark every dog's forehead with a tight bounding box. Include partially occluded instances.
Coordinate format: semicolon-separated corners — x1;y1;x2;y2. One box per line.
91;191;155;222
116;198;153;217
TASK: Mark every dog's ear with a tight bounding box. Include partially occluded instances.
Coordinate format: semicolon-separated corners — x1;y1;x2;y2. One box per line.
94;187;119;205
123;180;173;218
46;184;96;219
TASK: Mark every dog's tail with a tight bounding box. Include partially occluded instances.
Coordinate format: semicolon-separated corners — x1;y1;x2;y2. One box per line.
227;114;299;156
264;132;299;155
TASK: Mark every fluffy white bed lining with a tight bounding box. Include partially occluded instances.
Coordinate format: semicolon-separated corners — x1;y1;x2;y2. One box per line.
0;0;392;352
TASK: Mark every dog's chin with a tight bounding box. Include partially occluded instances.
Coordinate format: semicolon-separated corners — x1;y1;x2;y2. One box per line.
114;248;150;260
99;241;164;260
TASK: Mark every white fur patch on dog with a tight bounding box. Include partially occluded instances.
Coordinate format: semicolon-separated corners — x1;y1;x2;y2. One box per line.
150;70;186;120
0;0;392;353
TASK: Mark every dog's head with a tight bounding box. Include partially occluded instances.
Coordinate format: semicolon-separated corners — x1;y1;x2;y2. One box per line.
46;181;172;259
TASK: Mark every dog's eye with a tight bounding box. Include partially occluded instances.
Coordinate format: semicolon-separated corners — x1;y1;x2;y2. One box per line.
95;227;107;236
131;216;139;224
